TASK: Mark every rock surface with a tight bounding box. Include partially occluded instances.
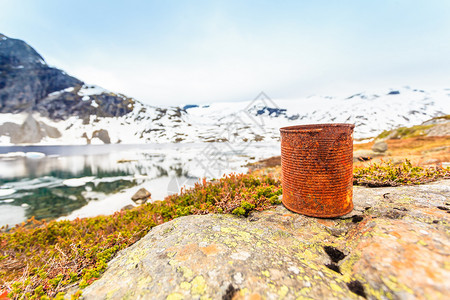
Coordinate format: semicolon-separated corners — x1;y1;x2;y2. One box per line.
91;129;111;144
81;181;450;300
426;122;450;137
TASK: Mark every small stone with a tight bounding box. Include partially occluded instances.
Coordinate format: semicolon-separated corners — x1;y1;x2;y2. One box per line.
131;188;151;203
372;141;388;153
121;205;134;211
288;266;300;274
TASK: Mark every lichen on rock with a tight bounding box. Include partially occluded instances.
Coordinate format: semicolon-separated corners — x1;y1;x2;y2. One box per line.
81;180;450;299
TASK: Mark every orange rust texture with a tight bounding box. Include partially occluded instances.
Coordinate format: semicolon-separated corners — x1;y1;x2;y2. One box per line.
280;123;355;217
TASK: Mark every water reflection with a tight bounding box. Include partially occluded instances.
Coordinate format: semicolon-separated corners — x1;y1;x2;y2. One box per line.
0;143;279;227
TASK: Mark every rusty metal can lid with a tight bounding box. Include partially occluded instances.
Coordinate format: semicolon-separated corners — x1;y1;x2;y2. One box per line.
280;123;355;133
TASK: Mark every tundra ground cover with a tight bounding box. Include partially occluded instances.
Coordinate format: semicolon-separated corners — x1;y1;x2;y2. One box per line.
1;161;448;299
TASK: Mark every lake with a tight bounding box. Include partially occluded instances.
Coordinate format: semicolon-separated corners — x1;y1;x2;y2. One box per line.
0;143;279;227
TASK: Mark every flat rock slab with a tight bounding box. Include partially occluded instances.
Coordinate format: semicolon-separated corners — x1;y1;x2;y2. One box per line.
81;181;450;300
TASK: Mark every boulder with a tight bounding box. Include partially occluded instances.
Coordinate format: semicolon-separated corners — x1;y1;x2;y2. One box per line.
81;181;450;299
0;114;61;144
92;129;111;144
372;141;388;153
131;188;151;204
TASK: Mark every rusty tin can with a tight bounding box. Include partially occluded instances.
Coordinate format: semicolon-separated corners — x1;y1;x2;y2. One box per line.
280;123;355;218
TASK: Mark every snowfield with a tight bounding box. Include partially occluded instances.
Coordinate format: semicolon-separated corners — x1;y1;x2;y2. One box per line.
0;86;448;146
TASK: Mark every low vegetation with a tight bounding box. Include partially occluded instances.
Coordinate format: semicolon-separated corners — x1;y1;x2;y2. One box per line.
376;124;434;139
1;160;448;299
376;114;449;140
0;173;281;299
353;159;449;187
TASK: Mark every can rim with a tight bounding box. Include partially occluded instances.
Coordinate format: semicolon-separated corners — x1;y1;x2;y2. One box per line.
280;123;355;132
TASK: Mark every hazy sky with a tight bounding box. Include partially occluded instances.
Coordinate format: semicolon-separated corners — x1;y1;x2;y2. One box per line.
1;0;450;106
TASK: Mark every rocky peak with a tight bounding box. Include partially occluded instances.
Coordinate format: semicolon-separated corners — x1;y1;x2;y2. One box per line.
0;33;83;114
0;33;135;121
0;33;46;67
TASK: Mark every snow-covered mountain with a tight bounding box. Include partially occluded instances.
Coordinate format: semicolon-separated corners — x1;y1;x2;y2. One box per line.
0;33;448;145
1;86;448;145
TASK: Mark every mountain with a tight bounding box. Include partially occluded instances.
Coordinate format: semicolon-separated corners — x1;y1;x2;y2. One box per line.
0;33;449;145
0;33;137;120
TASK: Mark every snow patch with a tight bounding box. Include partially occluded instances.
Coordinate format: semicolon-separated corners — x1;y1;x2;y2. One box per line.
63;176;95;187
78;85;109;97
0;205;26;227
0;189;15;196
0;199;14;203
0;113;28;125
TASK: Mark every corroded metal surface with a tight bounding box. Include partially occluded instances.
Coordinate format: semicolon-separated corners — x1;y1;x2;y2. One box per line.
280;123;355;217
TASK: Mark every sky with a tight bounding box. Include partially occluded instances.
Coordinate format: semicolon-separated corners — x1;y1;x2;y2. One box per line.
1;0;450;106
